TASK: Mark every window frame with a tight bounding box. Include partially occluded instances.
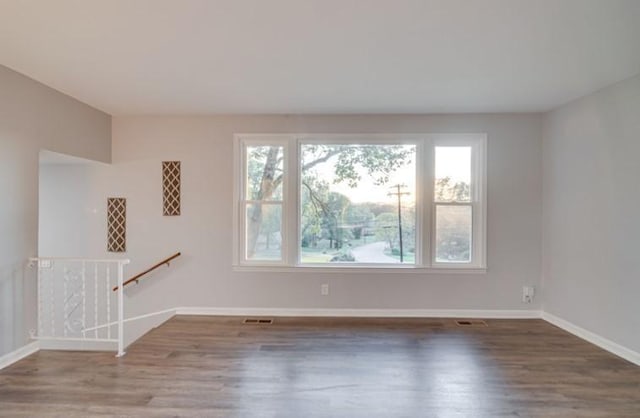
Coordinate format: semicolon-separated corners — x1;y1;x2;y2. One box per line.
233;133;487;273
235;136;290;266
430;135;487;269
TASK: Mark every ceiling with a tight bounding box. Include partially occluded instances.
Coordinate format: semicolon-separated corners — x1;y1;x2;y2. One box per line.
1;0;639;115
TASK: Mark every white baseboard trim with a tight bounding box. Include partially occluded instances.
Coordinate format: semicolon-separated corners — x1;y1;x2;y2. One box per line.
176;306;542;319
0;341;40;370
542;312;640;366
37;338;118;352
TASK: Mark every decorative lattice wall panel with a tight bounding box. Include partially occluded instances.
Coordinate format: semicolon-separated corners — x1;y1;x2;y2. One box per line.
107;198;126;252
163;161;181;216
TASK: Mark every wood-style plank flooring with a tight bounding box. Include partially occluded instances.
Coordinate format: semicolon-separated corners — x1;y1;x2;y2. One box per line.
0;316;639;417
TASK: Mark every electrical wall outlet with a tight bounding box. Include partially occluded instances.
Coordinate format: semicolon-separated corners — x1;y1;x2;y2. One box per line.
522;286;535;303
321;283;329;296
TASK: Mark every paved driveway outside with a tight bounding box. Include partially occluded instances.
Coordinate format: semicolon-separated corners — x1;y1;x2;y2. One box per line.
350;241;399;263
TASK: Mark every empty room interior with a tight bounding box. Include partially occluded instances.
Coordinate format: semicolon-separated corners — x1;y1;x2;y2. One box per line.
1;0;640;416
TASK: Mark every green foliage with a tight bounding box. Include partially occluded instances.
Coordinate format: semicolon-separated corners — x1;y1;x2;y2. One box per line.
302;144;413;187
436;238;470;262
435;207;471;262
374;211;416;253
435;176;470;202
344;205;374;225
330;250;356;262
358;202;396;218
247;146;284;200
300;176;352;249
342;203;372;239
260;205;281;250
375;212;399;250
247;143;414;258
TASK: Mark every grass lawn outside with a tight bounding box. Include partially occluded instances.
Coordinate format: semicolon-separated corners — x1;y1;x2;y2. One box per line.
300;236;372;263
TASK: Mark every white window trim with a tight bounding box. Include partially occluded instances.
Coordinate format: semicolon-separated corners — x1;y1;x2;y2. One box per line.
430;135;487;269
233;135;291;267
233;133;487;273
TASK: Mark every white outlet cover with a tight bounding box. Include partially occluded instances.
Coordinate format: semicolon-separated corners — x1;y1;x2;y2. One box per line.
321;284;329;295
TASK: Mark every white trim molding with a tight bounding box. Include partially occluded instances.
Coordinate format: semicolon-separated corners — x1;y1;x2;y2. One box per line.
37;338;117;352
0;341;40;370
232;265;487;274
542;312;640;366
176;307;541;319
234;133;488;270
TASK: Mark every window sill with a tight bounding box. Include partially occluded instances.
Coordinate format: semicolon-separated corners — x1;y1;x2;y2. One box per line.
232;264;487;274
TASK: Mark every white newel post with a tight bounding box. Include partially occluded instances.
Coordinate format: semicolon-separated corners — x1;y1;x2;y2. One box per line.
116;260;126;357
36;261;42;338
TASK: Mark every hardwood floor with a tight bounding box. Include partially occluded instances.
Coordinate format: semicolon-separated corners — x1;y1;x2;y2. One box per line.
0;316;639;417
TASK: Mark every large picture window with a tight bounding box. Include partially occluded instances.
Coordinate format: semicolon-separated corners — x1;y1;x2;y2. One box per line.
235;134;486;271
300;143;417;264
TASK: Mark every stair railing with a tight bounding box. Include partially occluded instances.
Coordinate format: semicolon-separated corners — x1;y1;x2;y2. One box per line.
113;252;181;291
29;257;129;357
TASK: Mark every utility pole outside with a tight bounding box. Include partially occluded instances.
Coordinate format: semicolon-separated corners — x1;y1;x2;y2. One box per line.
388;184;410;262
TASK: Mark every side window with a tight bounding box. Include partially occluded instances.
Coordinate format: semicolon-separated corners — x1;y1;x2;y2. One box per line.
433;146;473;263
242;143;285;263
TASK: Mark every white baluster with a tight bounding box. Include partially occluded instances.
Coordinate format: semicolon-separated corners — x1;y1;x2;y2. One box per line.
106;264;111;340
37;262;42;338
63;266;68;338
94;263;98;339
50;262;55;338
116;261;125;357
81;261;86;339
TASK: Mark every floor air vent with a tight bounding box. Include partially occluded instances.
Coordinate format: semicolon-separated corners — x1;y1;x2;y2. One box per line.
243;318;273;325
455;320;488;327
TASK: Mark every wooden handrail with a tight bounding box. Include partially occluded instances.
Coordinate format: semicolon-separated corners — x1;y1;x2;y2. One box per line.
113;252;181;291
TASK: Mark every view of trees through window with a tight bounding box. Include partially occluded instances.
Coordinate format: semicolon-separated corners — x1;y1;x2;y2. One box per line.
245;145;284;261
300;144;416;264
242;139;478;266
434;146;472;263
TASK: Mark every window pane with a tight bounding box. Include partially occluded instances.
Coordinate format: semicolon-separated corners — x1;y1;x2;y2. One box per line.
300;144;416;264
435;205;472;263
246;145;284;201
435;146;471;202
245;204;282;261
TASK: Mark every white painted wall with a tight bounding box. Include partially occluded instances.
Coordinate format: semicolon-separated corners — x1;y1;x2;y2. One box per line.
542;74;640;354
58;114;542;321
0;65;110;356
38;164;103;257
